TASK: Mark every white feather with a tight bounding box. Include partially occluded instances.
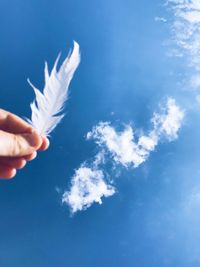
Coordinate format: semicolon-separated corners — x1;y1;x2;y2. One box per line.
28;41;80;136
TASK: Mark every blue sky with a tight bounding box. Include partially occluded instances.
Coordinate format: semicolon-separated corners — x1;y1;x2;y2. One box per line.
0;0;200;266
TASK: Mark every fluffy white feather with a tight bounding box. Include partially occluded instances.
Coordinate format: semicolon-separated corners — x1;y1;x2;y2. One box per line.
28;41;80;136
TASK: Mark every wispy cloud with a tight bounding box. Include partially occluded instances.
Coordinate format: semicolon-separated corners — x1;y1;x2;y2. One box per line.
63;98;184;213
167;0;200;88
152;98;184;140
154;16;167;23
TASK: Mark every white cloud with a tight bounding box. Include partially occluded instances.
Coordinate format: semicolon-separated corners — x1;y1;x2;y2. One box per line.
167;0;200;87
152;98;185;141
63;98;184;213
88;122;151;168
179;10;200;24
155;16;167;22
88;98;184;168
62;166;115;213
167;0;200;11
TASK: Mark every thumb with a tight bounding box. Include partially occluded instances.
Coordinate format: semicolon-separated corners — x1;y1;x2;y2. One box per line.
0;130;43;157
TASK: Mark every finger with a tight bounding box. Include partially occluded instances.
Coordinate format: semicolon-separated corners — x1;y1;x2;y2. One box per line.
0;157;26;169
38;136;50;151
24;151;37;161
0;152;37;167
0;130;42;157
0;110;50;152
0;164;16;179
0;109;33;134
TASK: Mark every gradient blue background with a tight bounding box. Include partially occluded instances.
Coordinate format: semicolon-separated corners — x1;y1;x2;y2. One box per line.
0;0;199;266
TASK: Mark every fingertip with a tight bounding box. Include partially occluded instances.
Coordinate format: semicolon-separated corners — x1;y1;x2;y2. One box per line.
26;126;35;134
17;159;26;169
39;136;50;151
4;168;17;179
24;151;37;161
0;163;17;179
9;168;17;178
23;130;43;151
31;130;43;149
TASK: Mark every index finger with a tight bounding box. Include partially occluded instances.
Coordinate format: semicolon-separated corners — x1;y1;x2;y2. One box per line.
0;109;33;134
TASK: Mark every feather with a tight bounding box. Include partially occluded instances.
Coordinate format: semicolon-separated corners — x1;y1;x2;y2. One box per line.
27;41;80;136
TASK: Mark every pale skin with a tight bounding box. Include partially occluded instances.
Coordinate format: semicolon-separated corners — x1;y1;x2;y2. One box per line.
0;109;49;179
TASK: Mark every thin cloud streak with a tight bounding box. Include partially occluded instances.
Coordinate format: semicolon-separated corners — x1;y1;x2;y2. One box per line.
154;16;167;22
167;0;200;88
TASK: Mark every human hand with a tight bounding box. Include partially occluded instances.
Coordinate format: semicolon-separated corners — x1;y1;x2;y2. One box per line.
0;109;49;179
